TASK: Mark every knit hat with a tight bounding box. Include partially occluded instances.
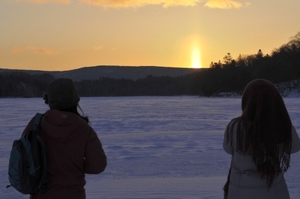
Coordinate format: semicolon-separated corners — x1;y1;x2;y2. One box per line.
47;78;80;109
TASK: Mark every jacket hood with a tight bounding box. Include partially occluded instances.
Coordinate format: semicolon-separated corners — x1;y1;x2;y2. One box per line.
41;110;89;142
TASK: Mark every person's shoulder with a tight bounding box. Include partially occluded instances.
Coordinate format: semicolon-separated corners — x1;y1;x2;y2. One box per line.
227;117;240;128
22;115;36;136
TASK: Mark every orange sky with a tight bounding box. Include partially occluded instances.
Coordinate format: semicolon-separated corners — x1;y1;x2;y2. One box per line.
1;0;300;71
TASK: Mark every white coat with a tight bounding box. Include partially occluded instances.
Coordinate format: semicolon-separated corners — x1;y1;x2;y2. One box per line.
223;119;300;199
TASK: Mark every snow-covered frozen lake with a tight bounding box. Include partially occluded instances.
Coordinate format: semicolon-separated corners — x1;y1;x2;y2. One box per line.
1;96;300;199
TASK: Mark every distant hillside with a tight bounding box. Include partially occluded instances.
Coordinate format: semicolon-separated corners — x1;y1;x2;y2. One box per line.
1;67;300;98
0;65;202;81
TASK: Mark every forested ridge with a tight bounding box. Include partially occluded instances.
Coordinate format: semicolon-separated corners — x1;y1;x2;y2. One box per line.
1;32;300;98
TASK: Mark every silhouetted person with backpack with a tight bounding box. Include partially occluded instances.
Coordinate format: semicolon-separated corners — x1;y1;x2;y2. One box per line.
22;78;107;199
223;79;300;199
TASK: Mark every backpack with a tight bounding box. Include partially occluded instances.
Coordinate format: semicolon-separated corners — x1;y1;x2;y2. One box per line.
7;113;48;196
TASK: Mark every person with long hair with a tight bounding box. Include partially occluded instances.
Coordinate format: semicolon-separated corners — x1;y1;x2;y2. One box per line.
223;79;300;199
22;78;107;199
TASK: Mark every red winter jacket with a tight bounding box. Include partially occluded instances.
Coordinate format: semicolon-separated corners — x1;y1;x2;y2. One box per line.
22;110;107;199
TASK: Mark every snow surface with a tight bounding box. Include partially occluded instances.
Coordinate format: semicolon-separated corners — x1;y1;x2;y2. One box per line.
1;96;300;199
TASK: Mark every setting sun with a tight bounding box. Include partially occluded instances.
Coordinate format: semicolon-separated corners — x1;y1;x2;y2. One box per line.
192;48;201;68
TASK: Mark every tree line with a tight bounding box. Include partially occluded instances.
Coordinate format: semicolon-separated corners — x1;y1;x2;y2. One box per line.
189;32;300;96
1;32;300;98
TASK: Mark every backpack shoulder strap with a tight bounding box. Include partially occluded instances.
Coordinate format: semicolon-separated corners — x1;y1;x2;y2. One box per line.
33;113;48;192
33;113;43;131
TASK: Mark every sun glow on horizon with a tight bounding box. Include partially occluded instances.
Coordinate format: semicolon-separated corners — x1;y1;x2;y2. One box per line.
191;47;201;68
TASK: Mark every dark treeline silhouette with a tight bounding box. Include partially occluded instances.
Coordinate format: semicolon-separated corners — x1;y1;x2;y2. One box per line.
190;32;300;96
0;72;54;98
1;32;300;97
76;75;191;96
0;72;192;97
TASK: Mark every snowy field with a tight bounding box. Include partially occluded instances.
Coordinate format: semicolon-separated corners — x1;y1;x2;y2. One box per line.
1;96;300;199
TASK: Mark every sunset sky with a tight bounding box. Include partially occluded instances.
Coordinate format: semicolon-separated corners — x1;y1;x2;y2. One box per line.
1;0;299;71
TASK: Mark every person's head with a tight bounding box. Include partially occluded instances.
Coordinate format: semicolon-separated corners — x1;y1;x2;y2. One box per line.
44;78;89;122
238;78;292;187
241;79;288;123
44;78;80;110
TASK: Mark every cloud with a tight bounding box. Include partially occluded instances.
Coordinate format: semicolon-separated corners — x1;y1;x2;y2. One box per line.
93;45;104;50
25;46;60;55
14;0;251;9
204;0;251;9
79;0;200;8
17;0;70;3
12;47;24;53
